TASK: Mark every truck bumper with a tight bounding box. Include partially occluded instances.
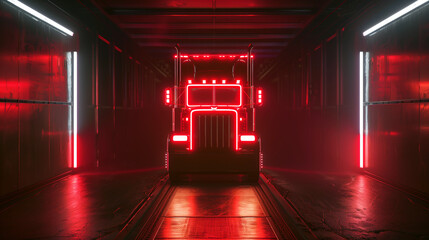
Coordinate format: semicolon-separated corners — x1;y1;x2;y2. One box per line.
168;151;260;182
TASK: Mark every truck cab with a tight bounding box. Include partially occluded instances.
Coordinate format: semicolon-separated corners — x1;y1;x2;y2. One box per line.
165;45;263;182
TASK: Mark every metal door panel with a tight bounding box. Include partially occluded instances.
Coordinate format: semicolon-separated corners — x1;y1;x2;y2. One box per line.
0;103;19;195
420;103;429;193
420;55;429;100
19;17;51;102
19;103;50;188
367;103;420;187
369;54;420;102
0;8;19;100
49;32;70;103
49;104;72;173
98;41;113;107
98;108;114;168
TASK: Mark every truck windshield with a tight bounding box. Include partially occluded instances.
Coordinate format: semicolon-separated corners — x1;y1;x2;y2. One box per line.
187;85;241;107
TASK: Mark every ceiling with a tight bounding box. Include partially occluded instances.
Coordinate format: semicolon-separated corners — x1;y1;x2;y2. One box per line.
91;0;332;59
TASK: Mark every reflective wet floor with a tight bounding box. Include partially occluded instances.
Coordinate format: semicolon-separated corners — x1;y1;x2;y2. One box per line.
0;169;166;239
154;184;277;239
264;168;429;239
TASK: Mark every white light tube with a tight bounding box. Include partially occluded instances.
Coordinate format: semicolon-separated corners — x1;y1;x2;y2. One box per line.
73;51;78;168
363;0;429;36
7;0;74;36
359;52;364;168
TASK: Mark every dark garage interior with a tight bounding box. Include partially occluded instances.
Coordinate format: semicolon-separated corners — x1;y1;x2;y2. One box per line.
1;0;429;239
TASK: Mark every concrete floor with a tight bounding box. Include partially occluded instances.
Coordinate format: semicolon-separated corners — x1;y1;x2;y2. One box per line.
263;168;429;240
0;168;166;239
155;184;277;239
2;167;429;239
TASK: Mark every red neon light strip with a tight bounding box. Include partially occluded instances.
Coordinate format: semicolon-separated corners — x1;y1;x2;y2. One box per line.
359;52;364;168
73;51;78;168
173;54;255;59
114;46;122;53
98;35;110;45
186;84;242;108
190;109;238;150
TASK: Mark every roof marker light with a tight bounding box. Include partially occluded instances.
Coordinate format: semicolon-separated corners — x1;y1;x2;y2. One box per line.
188;79;192;84
202;79;206;84
212;80;216;84
236;79;241;84
222;79;226;84
363;0;429;36
7;0;74;36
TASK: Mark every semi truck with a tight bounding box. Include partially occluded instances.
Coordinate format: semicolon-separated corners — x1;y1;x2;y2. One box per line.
165;44;263;182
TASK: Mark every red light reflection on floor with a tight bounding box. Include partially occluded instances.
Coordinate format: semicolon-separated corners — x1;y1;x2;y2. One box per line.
63;175;89;237
157;185;276;239
348;175;374;228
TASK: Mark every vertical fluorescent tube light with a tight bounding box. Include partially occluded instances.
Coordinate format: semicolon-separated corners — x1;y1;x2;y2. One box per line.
359;52;364;168
363;0;429;36
7;0;74;36
73;52;78;168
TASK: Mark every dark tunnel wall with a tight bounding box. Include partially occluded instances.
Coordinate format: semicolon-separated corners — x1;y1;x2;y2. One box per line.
259;0;429;195
66;2;170;171
0;1;169;197
0;3;73;196
78;34;169;171
364;6;429;195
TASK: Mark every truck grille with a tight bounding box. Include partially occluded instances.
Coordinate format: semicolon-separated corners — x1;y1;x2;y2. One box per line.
193;113;235;151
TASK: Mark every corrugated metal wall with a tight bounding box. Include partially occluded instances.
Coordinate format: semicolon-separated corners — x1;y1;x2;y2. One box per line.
0;3;73;196
365;6;429;194
260;0;429;195
0;1;169;197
